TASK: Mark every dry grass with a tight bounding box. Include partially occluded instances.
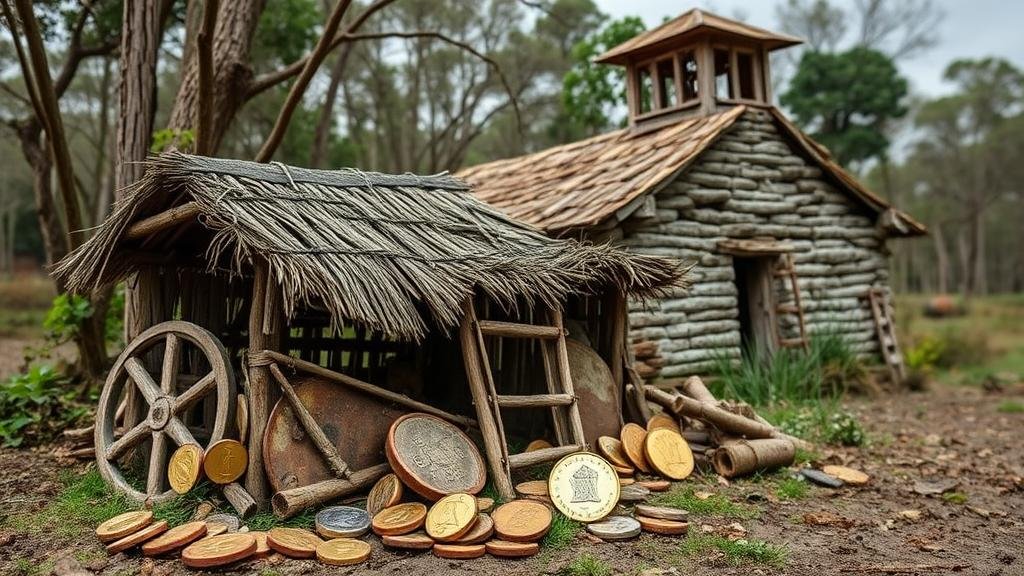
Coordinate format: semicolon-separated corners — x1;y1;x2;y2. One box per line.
0;274;54;339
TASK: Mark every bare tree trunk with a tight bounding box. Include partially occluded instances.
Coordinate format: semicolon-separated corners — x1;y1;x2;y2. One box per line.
309;50;348;168
932;221;949;294
92;58;114;225
972;209;987;296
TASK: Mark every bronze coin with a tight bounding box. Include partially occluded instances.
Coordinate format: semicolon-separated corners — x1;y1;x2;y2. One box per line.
637;515;689;535
822;465;870;486
515;480;548;497
141;521;208;556
382;531;434;550
386;413;486;501
426;494;477;542
203;439;248;485
168;444;204;495
181;533;257;568
96;510;153;543
251;531;271;558
267;527;322;558
612;463;635;477
491;500;552;543
367;473;404;516
476;497;495;513
644;429;694;480
620;423;652;473
106;520;168;555
637;479;671;492
316;538;371;566
597;436;632;469
525;439;553;452
453;514;493;544
646;413;681;434
432;543;485;559
372;502;427;536
486;539;540;558
619;477;635;486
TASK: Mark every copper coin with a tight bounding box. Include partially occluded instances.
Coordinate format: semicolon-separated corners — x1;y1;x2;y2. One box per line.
372;502;427;536
426;494;478;541
182;533;257;568
634;504;689;522
491;500;552;543
548;452;620;522
476;497;495;513
204;522;229;537
432;543;485;559
267;527;322;558
637;479;671;492
454;514;493;544
822;465;870;486
96;510;153;543
204;439;248;485
515;480;548;497
168;444;204;495
251;531;271;558
386;413;486;500
106;520;168;555
316;538;371;566
486;539;540;558
637;515;689;535
566;340;622;445
619;477;635;486
367;473;403;516
620;423;652;473
141;521;208;556
646;413;681;434
612;463;635;477
525;439;553;452
382;531;434;550
644;429;694;480
597;436;631;468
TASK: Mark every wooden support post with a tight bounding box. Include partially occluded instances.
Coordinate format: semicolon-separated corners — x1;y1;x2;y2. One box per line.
607;289;626;422
458;299;515;501
269;363;351;478
272;463;389;519
550;307;587;448
244;262;280;510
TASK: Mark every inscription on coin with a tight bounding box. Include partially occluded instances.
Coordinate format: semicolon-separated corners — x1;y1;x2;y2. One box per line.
267;527;322;558
316;538;371;566
203;440;248;485
386;413;485;500
372;502;428;536
96;510;153;543
168;444;204;495
181;533;257;568
492;500;551;543
644;428;694;480
548;452;620;522
315;506;371;539
425;493;477;541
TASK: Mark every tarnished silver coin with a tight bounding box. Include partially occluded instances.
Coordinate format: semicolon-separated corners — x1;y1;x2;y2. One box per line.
586;516;641;541
634;504;689;522
386;414;486;500
315;506;371;538
617;484;650;503
205;513;241;533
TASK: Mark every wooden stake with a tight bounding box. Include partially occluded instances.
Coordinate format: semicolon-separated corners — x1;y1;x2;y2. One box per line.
268;363;351;478
272;463;388;519
222;482;256;518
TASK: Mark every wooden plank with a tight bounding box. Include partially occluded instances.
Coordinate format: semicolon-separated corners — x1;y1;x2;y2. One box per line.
472;310;512;483
244;262;280;510
550;307;588;449
495;393;574;408
477;320;561;340
507;444;582;470
125;202;201;240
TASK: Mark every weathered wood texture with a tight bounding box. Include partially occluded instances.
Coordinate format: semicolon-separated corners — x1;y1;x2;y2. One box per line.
619;109;893;379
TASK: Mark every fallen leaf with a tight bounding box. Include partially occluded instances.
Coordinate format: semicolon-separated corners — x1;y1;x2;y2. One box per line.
803;512;856;529
694;491;714;500
898;509;922;521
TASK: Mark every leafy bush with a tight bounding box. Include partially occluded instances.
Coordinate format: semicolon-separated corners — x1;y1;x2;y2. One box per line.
0;365;88;447
768;404;865;446
822;410;866;446
43;294;94;344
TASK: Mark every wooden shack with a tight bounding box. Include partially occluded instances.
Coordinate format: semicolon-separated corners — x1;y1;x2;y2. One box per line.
56;152;683;508
458;9;925;385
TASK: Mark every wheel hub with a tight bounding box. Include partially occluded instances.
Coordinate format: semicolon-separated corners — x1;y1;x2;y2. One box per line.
149;396;173;430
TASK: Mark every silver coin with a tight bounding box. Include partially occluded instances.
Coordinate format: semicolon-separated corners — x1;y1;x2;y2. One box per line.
634;504;689;522
586;516;641;540
315;505;371;538
205;513;241;532
617;484;650;503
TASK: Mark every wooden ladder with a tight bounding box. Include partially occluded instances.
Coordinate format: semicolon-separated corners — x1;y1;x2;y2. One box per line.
866;288;905;383
774;253;809;351
458;299;586;501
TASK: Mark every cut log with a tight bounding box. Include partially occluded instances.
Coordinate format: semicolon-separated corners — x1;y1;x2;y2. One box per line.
678;376;717;404
271;463;389;519
712;439;795;478
222;482;257;518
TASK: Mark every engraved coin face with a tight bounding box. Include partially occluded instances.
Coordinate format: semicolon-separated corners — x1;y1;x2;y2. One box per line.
453;513;493;544
96;510;153;543
425;493;477;541
372;502;427;536
203;439;248;485
548;452;620;522
181;533;257;568
267;527;322;558
316;537;371;566
644;428;694;480
596;436;631;468
620;423;652;473
315;506;371;538
366;473;403;516
491;500;552;543
386;413;485;500
141;521;208;556
168;444;204;495
586;515;641;540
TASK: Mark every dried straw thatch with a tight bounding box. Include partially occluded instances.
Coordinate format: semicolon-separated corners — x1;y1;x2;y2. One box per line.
56;152;686;340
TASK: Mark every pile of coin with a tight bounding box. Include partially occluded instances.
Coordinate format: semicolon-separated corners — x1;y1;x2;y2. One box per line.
169;439;248;493
95;509;258;566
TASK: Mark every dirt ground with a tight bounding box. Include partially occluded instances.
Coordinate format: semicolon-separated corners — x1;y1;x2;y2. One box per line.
0;384;1021;576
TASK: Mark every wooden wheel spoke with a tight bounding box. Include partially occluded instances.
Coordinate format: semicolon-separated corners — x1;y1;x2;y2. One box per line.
172;372;216;414
160;334;181;394
106;421;149;461
147;432;168;494
165;416;198;447
125;357;161;403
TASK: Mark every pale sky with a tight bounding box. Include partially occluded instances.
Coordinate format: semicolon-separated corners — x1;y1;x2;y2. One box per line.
593;0;1024;98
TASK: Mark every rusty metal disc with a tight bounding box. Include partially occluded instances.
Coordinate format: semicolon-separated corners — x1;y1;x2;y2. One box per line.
566;340;621;445
263;376;408;492
385;413;485;501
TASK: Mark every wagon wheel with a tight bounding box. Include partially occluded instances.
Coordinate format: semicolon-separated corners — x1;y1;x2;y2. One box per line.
94;320;236;504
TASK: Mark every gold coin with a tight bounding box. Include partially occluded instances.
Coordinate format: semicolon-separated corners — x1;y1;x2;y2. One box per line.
647;413;681;434
169;444;204;495
597;436;631;468
525;439;553;452
515;480;548;497
96;510;153;543
548;452;620;522
372;502;427;536
316;538;371;566
141;521;208;556
425;493;477;542
620;423;652;473
644;428;694;480
492;500;552;543
181;533;257;568
476;497;495;513
367;473;403;516
267;527;322;558
203;439;248;484
453;513;493;544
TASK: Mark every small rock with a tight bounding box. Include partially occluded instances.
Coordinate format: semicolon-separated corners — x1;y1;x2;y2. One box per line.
803;512;856;529
898;509;922;521
967;505;991;518
0;531;15;547
694;491;715;500
913;478;959;496
53;555;90;576
140;558;155;576
639;569;681;576
801;468;844;488
86;557;109;572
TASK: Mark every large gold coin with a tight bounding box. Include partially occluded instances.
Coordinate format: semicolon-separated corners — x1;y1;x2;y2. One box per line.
425;493;477;542
181;533;257;568
168;444;204;494
644;428;694;480
372;502;427;536
548;452;620;522
203;439;248;485
96;510;153;543
620;423;652;473
596;436;631;468
491;500;551;543
267;527;322;558
366;473;403;516
316;538;371;566
646;413;681;434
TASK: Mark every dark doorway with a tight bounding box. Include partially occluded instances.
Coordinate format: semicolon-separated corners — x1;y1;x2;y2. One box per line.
732;256;778;358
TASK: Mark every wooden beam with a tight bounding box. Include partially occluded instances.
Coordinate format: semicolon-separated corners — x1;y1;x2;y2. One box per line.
244;262;280;510
495;393;574;408
125;201;201;240
477;320;561;340
507;444;581;470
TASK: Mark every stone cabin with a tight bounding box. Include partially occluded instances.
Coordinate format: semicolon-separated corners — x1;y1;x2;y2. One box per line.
458;9;925;385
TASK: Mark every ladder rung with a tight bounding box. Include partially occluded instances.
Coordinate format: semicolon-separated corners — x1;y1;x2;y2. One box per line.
777;303;799;314
508;444;582;470
780;338;807;348
477;320;561;340
495;393;574;408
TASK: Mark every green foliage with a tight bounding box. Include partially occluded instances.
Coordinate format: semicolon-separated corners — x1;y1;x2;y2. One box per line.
542;512;581;550
774;477;809;500
247;509;316;532
252;0;320;69
942;491;968;505
151;128;195;153
680;534;787;568
650;486;757;519
781;47;907;166
43;294;93;344
822;410;866;446
562;16;646;133
0;365;86;447
997;400;1024;414
5;469;132;538
152;482;215;527
766;404;865;446
561;554;611;576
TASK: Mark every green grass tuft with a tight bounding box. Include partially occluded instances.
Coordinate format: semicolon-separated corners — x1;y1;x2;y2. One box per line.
5;469;133;538
151;481;215;527
774;477;809;500
561;553;611;576
997;400;1024;413
680;534;787;567
650;486;757;519
247;509;316;531
942;491;968;504
542;511;581;550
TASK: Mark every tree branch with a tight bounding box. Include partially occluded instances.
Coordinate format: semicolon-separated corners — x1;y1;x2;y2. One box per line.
195;0;219;155
1;0;46;121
